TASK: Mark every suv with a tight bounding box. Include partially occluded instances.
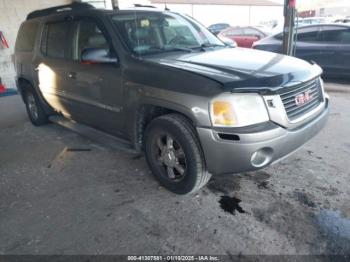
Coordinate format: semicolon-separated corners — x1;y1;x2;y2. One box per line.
15;3;329;194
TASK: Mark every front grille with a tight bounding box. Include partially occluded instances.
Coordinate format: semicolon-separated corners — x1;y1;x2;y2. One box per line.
280;78;324;121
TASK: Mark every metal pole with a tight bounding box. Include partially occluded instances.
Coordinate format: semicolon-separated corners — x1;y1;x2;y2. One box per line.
111;0;119;10
282;0;296;56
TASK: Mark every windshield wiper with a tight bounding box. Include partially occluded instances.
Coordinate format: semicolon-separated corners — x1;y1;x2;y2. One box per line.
153;47;194;53
192;43;226;51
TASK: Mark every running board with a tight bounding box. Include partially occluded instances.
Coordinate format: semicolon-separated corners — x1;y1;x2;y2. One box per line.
49;116;138;154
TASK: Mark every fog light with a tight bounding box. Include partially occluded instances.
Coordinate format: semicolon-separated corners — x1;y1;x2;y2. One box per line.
251;148;273;167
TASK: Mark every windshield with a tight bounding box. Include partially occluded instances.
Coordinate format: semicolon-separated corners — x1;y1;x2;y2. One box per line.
111;11;225;55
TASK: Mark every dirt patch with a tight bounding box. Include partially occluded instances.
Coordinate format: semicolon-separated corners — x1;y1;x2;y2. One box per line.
207;174;242;195
292;191;316;208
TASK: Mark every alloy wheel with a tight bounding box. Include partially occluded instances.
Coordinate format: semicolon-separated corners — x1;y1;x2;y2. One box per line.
27;93;38;120
154;133;187;182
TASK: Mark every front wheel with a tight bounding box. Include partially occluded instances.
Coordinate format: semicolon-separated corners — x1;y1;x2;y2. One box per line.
144;114;211;194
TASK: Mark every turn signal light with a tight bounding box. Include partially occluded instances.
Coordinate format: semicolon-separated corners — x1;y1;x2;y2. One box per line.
212;101;237;126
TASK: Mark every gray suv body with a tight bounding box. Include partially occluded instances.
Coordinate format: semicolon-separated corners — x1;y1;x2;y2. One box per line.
15;3;329;194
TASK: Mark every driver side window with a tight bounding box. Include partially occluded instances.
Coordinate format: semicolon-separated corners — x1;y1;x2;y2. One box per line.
72;19;115;61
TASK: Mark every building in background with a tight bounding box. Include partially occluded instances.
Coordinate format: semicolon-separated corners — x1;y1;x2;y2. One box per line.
0;0;71;90
297;0;350;18
81;0;113;9
118;0;284;27
0;0;284;90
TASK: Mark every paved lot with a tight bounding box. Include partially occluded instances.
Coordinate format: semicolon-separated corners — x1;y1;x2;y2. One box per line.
0;82;350;255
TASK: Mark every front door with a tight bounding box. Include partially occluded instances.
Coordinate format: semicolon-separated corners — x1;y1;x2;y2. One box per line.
295;26;323;65
65;17;125;137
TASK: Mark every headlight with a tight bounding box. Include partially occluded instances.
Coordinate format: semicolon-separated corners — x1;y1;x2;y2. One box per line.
210;93;269;127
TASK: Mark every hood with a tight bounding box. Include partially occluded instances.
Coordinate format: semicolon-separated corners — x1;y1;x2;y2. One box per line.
146;47;322;94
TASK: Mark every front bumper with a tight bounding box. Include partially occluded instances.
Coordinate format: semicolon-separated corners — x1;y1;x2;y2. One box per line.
197;98;329;175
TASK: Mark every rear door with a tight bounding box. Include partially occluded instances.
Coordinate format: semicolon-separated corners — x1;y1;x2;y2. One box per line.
15;20;40;90
64;16;125;136
35;17;74;116
319;25;350;75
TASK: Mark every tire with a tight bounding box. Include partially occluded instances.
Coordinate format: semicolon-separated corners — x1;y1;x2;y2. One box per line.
144;113;211;194
24;87;49;126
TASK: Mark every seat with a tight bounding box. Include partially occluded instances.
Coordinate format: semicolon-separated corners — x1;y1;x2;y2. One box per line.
130;28;152;52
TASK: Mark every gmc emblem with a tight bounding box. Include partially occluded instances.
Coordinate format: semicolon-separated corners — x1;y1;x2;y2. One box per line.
295;90;313;106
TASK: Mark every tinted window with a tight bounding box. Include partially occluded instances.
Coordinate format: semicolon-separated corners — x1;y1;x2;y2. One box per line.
274;33;283;40
296;27;321;42
15;21;39;52
41;21;70;59
71;19;112;61
321;27;350;43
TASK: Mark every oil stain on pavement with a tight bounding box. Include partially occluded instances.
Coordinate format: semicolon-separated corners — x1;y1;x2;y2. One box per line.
219;196;246;215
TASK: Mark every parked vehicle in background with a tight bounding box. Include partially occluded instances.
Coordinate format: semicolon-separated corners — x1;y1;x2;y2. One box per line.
297;17;331;26
208;23;230;35
217;35;237;47
218;26;269;48
253;24;350;77
15;4;329;194
334;18;350;24
254;25;273;35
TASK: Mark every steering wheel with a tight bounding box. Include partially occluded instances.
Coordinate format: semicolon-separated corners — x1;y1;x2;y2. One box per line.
169;35;187;45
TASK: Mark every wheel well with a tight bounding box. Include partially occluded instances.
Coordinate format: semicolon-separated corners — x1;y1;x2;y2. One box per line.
135;105;195;151
17;77;55;115
17;78;33;101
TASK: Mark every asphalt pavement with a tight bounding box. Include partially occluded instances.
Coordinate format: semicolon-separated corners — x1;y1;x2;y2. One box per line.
0;82;349;256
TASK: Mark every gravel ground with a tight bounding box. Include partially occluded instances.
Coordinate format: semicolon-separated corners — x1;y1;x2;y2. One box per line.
0;82;349;256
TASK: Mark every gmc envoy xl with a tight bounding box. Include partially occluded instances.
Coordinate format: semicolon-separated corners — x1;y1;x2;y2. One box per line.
15;3;329;194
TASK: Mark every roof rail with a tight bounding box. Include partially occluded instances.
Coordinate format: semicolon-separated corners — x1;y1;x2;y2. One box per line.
133;4;157;8
26;2;95;20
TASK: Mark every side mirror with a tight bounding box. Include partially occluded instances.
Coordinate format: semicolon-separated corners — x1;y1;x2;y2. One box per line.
81;48;118;64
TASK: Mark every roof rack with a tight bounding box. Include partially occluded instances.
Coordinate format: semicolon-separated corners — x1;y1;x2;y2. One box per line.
134;4;157;8
26;2;95;20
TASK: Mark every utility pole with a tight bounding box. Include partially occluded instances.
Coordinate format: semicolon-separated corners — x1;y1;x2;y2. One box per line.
282;0;296;56
111;0;119;10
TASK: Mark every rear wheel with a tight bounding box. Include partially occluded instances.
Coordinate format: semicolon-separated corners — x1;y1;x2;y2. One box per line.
24;88;49;126
144;114;211;194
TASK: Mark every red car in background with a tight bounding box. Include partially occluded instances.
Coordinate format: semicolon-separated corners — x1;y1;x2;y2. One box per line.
218;26;269;48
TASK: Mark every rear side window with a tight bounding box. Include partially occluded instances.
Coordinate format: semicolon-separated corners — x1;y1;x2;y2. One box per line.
321;27;350;43
296;27;321;42
15;21;39;52
41;21;70;59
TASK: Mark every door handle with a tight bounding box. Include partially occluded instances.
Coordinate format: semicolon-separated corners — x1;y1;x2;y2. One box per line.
68;72;77;79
